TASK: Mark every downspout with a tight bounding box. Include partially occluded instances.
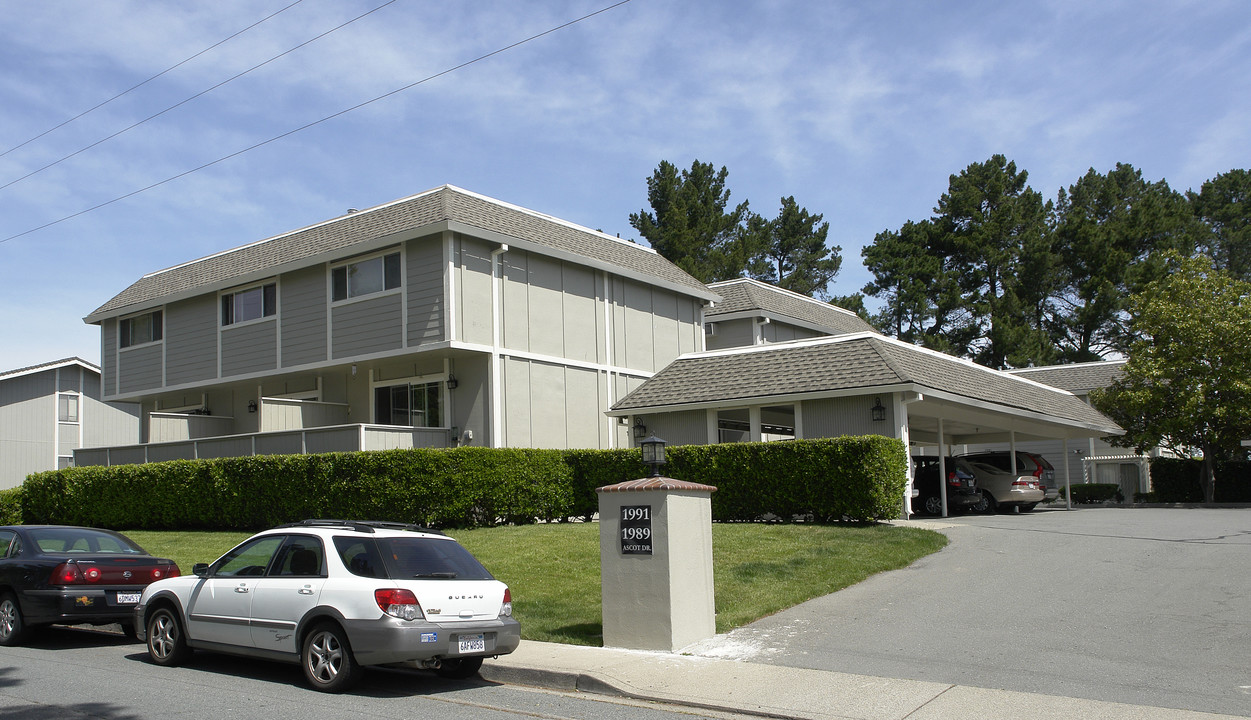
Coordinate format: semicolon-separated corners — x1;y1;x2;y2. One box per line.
489;244;509;448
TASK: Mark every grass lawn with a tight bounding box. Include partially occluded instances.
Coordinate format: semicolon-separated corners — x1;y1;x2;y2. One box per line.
124;522;947;647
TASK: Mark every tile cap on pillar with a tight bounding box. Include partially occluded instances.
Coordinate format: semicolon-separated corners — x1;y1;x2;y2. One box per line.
596;477;717;493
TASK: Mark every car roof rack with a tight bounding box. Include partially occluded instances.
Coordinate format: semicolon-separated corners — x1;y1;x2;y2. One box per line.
276;519;443;535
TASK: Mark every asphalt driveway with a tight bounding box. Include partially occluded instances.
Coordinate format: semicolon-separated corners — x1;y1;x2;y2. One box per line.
689;507;1251;717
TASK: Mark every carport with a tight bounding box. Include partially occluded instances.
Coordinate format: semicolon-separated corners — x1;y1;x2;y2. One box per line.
608;333;1123;517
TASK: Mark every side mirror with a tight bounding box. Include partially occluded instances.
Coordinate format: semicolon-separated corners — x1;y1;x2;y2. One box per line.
192;563;211;578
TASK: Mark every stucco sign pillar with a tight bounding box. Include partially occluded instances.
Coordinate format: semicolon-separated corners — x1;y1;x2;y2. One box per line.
597;477;717;652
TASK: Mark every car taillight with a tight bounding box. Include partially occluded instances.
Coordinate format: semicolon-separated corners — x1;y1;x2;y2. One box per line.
500;587;513;618
51;563;99;584
152;565;180;581
1011;479;1030;488
375;588;423;620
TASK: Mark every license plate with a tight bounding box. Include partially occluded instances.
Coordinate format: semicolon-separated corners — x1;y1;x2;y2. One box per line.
457;634;485;654
116;592;141;604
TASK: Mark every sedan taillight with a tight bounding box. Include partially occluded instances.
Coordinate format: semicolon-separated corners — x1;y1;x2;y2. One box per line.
499;587;513;618
51;562;100;584
376;588;423;620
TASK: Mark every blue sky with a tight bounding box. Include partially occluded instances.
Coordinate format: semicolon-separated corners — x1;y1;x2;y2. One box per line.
1;0;1248;371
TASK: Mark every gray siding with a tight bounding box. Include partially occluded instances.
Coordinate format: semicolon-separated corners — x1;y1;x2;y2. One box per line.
118;344;163;394
0;371;54;488
406;235;445;346
166;295;218;385
502;358;606;449
331;295;403;358
101;320;117;397
706;318;756;350
640;409;708;447
81;397;140;448
221;320;278;377
801;395;885;438
281;265;328;367
457;235;494;345
500;250;603;364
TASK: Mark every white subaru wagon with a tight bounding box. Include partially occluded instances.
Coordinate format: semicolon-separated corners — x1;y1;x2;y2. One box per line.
134;520;520;692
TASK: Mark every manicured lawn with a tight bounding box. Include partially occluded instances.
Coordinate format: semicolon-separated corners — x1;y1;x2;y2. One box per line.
125;522;947;647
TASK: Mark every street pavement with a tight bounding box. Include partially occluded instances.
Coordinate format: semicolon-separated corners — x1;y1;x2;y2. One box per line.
483;507;1251;720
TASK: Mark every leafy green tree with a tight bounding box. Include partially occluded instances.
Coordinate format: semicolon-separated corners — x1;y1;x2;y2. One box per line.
861;219;970;353
827;292;871;322
1191;168;1251;283
933;155;1054;368
629;160;753;283
746;196;842;298
1051;164;1201;361
1092;253;1251;503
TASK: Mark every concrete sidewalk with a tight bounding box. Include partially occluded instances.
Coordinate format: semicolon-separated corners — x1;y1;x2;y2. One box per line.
479;640;1246;720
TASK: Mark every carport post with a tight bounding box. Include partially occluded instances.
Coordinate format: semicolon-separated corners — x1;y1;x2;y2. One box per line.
1063;438;1072;510
937;418;948;517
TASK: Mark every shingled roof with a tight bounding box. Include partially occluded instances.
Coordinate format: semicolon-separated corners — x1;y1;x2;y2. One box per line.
611;333;1119;432
706;278;877;335
86;186;716;321
1008;360;1126;393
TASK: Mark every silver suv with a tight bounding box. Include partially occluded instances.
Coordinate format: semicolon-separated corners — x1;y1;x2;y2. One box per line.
134;520;520;692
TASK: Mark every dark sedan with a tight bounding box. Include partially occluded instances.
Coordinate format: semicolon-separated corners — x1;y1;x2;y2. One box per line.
911;456;981;515
0;525;180;645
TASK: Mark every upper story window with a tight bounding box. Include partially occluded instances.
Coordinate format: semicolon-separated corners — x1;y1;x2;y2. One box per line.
120;310;162;348
58;394;79;422
222;282;277;326
332;251;401;302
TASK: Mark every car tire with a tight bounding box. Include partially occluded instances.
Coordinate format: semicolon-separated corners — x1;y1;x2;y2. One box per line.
436;656;484;680
974;490;997;515
302;623;362;693
922;495;944;516
146;606;191;666
0;592;28;646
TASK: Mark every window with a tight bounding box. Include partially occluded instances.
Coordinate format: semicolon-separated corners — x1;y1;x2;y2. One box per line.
332;251;401;301
119;310;162;348
222;283;276;325
374;381;441;427
58;394;79;422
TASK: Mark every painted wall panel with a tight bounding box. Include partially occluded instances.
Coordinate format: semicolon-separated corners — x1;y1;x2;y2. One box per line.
101;320;117;397
678;299;698;355
502;357;532;448
331;295;402;358
639;410;708;447
622;280;655;372
801;395;883;438
564;366;600;448
448;355;488;447
706;319;755;350
165;295;218;385
501;252;530;352
222;320;279;377
458;236;494;346
526;254;565;358
528;361;567;449
561;264;599;364
0;372;55;487
281;265;327;367
407;235;445;346
118;344;163;394
82;397;140;447
650;290;681;370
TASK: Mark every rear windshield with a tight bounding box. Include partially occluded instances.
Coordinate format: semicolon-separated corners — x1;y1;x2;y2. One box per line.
334;536;494;580
28;528;145;555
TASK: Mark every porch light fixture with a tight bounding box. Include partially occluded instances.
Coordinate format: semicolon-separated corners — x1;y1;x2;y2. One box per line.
632;417;647;440
871;398;886;422
247;400;257;414
446;373;458;390
640;435;667;477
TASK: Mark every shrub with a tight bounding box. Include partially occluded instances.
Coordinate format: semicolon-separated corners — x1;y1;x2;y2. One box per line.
21;437;905;529
1149;458;1251;503
1063;483;1122;504
0;487;21;525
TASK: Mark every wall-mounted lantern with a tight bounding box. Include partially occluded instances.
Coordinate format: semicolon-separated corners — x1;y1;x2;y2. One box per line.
446;373;458;390
633;416;647;440
640;435;667;477
247;400;257;414
871;397;886;422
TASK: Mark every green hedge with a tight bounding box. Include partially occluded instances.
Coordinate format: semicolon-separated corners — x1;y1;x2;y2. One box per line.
0;487;21;525
1062;483;1122;504
22;436;906;529
1149;458;1251;503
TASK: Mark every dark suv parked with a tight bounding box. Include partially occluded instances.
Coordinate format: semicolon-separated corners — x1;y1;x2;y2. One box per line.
911;456;981;515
